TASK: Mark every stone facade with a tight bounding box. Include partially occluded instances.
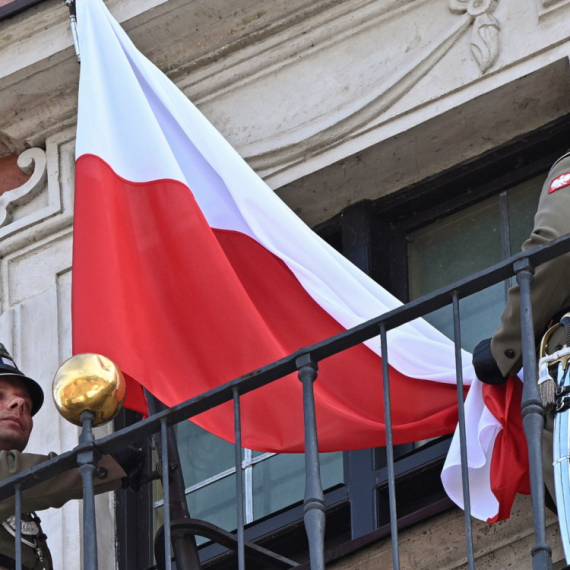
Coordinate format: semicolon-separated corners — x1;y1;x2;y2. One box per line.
2;0;570;567
329;495;565;569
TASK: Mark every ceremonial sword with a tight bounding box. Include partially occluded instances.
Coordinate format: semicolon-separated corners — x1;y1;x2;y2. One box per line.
539;314;570;562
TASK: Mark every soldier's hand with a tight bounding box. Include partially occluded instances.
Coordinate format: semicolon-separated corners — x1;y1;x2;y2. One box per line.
473;338;508;385
111;445;145;492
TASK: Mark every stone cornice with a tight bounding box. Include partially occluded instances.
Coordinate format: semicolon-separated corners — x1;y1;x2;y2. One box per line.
2;0;570;192
0;0;341;155
536;0;570;17
0;0;499;160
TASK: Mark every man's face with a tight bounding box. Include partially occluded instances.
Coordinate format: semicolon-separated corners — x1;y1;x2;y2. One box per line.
0;378;33;452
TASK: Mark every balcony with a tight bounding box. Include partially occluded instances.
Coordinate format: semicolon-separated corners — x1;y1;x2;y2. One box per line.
1;231;570;570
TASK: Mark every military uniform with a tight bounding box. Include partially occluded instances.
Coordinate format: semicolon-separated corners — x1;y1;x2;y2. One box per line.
491;152;570;374
481;152;570;509
0;452;125;570
0;345;130;569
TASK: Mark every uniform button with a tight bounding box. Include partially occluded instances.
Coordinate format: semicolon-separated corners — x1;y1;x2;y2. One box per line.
504;349;516;359
96;467;108;480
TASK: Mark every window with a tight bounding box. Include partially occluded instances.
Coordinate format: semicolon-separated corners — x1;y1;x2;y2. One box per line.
153;421;344;546
408;175;543;351
117;114;570;569
315;113;570;541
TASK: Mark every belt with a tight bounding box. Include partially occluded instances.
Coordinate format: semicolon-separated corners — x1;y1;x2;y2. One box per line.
0;552;32;570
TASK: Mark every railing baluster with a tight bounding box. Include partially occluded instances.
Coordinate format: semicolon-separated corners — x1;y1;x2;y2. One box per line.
1;239;568;570
78;410;98;570
144;389;201;570
380;323;400;570
515;258;553;570
233;387;246;570
451;291;475;570
14;483;21;570
161;418;172;570
296;353;325;570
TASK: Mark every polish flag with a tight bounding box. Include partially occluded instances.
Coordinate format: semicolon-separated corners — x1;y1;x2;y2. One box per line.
72;0;527;522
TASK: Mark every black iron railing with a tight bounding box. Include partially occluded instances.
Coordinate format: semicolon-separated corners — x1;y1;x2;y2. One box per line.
4;233;570;570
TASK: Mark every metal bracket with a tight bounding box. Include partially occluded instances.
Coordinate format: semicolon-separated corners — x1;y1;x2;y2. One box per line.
513;257;535;275
65;0;81;63
295;353;318;372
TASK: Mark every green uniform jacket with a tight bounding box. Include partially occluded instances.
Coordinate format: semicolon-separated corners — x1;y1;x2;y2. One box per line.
0;451;125;569
491;153;570;375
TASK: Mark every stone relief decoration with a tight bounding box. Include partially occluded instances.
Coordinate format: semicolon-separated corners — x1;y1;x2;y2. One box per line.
535;0;570;18
187;0;504;177
0;131;74;250
449;0;500;73
0;148;47;229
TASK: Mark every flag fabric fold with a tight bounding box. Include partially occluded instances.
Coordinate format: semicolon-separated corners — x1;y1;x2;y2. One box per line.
72;0;527;521
441;376;529;521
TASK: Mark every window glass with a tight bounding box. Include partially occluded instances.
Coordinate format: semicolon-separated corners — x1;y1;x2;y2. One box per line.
408;196;503;291
156;420;344;541
154;473;238;547
187;474;238;544
408;196;504;351
508;175;543;253
407;175;545;352
252;452;343;520
175;420;235;486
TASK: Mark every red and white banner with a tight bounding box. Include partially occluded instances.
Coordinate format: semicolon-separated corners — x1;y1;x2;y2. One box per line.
73;0;527;521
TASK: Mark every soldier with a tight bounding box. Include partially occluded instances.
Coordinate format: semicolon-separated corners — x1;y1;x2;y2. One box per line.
0;345;140;570
473;150;570;508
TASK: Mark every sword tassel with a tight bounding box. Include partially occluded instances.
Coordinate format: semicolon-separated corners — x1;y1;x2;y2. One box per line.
539;323;561;410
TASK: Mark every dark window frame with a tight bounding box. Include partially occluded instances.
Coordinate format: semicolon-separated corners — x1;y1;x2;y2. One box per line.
116;113;570;569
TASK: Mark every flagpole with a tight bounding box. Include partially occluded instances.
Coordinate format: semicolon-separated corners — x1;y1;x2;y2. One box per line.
65;0;81;63
144;390;202;570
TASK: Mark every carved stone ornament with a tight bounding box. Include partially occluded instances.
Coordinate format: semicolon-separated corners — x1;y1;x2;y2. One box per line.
0;148;47;229
536;0;570;18
449;0;500;73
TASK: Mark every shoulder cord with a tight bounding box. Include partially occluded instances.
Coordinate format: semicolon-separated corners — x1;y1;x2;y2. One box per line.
2;513;51;570
29;513;52;570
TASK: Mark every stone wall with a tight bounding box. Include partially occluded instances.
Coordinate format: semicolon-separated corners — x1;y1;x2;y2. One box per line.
329;496;565;569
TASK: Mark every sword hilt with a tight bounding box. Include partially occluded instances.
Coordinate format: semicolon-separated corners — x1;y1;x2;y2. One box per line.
550;314;570;413
563;314;570;347
551;318;570;563
561;313;570;371
539;323;562;410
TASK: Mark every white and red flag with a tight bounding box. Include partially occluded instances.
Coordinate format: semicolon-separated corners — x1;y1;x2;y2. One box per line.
73;0;527;522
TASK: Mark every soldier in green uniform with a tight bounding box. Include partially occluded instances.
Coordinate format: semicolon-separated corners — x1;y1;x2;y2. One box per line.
473;151;570;507
0;345;130;570
475;151;570;379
